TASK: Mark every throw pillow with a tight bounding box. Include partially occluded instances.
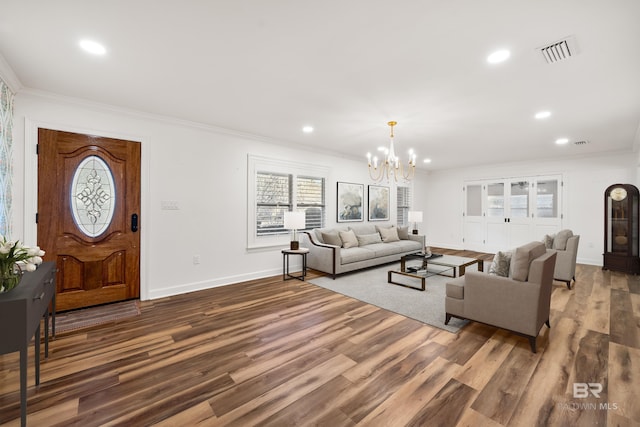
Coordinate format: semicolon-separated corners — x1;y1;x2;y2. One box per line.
553;229;573;250
356;233;383;246
543;234;555;249
321;231;342;247
397;226;410;240
378;226;400;242
339;229;359;249
488;251;511;277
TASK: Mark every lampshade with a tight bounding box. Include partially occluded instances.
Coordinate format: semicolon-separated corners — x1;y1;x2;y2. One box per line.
408;211;423;223
284;211;305;230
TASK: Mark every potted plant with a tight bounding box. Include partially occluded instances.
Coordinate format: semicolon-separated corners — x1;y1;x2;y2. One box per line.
0;237;46;293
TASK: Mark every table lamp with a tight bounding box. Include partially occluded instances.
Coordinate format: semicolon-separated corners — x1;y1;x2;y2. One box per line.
408;211;423;235
284;211;305;250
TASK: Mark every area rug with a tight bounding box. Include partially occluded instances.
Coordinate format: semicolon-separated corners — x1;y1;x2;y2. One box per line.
309;265;472;333
51;300;141;334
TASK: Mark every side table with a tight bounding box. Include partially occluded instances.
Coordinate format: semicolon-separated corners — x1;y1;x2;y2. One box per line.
282;248;309;281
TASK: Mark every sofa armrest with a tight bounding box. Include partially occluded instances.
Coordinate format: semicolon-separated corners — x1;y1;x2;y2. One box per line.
301;231;340;278
408;234;425;248
462;272;543;336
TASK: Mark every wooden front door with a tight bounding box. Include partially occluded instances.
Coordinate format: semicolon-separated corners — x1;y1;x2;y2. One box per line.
37;128;141;311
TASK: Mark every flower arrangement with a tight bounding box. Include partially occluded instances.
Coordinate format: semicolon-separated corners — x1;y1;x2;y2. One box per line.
0;237;46;293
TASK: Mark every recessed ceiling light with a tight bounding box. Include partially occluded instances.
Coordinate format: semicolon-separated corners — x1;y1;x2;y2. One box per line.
79;39;106;55
487;49;510;64
535;111;551;119
302;126;314;133
555;138;569;145
423;158;432;164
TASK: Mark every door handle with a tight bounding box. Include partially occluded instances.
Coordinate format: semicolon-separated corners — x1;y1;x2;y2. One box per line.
131;213;139;232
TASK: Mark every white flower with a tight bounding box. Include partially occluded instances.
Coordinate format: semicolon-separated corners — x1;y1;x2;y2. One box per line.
23;263;37;272
0;242;11;255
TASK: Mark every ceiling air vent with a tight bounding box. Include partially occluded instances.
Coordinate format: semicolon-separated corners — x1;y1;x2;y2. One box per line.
573;140;589;146
538;35;578;64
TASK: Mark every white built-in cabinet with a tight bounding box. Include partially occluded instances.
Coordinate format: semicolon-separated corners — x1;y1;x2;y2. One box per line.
463;175;563;252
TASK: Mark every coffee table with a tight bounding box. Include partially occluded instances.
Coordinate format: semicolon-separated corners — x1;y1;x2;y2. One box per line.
401;252;483;277
388;252;484;291
387;263;454;291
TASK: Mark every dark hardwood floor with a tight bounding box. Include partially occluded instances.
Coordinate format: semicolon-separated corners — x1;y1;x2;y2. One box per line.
1;248;639;426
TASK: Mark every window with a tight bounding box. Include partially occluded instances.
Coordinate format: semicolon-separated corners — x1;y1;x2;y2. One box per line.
256;172;292;236
397;186;411;227
255;172;325;236
297;176;325;230
248;155;328;248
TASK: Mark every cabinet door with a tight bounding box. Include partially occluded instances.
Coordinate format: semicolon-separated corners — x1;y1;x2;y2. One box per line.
485;182;508;249
507;180;533;247
463;175;564;252
532;176;562;237
463;183;485;250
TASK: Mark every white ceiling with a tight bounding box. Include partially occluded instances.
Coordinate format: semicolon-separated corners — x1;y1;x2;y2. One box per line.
1;0;639;171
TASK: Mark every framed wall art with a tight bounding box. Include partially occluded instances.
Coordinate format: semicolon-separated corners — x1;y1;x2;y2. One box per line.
368;185;389;221
337;182;364;222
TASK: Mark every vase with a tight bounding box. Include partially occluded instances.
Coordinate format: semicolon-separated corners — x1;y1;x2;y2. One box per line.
0;263;22;293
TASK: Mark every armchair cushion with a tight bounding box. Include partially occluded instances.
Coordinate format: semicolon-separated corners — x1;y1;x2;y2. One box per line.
488;251;512;277
511;241;546;281
552;229;574;250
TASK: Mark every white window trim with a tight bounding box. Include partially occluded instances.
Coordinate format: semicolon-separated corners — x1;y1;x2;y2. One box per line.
247;154;328;249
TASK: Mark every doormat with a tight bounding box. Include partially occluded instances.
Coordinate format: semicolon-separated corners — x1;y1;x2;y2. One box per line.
50;300;141;334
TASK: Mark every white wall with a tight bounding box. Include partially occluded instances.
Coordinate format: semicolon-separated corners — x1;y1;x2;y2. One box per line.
415;153;637;266
10;91;638;300
11;91;402;300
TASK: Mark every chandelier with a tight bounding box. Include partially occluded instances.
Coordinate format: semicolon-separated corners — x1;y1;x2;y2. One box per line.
366;121;416;183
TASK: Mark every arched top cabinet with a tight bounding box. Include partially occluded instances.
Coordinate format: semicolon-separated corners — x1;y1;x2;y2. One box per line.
604;183;640;274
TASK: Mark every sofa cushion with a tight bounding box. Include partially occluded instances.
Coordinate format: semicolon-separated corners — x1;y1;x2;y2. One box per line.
349;224;378;236
542;234;555;249
356;233;383;246
397;226;410;240
321;231;342;247
378;226;400;243
341;247;375;264
488;251;511;277
339;229;359;249
511;241;547;281
314;226;348;243
553;229;574;250
367;242;404;257
388;240;423;252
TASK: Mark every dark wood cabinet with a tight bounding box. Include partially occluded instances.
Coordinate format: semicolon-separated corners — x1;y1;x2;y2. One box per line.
604;183;640;274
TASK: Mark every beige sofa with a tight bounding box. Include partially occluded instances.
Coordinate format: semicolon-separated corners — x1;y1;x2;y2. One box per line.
445;241;557;353
301;224;424;279
543;230;580;289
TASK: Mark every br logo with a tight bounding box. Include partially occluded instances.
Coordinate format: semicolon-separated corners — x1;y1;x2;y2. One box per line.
573;383;603;398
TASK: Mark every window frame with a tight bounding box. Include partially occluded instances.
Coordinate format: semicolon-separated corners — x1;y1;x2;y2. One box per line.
248;155;328;249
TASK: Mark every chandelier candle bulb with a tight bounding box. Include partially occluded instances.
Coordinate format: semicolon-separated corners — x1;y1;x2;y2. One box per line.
367;121;416;183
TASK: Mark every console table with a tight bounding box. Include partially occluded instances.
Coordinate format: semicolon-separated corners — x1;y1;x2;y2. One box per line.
0;261;56;427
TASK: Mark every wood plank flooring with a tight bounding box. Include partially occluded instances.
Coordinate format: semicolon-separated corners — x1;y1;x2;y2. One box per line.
1;248;639;426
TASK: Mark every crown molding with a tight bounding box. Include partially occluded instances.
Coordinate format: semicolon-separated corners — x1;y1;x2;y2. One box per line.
0;53;23;93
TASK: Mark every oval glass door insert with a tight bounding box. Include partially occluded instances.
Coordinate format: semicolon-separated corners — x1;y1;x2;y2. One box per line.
71;156;116;237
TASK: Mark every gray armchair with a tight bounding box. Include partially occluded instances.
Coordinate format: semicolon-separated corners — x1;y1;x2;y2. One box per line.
546;233;580;289
445;241;557;353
